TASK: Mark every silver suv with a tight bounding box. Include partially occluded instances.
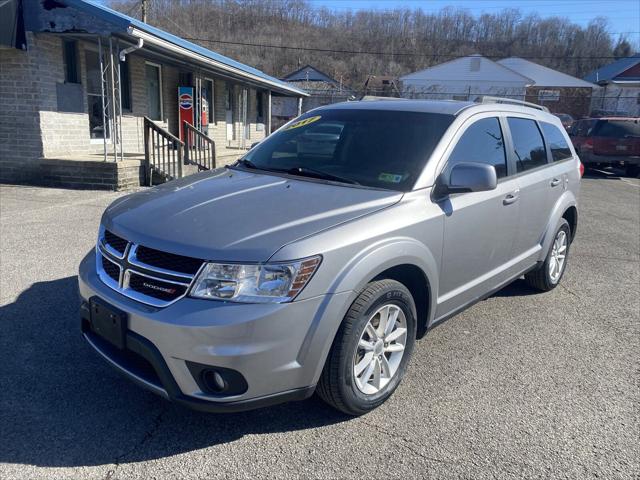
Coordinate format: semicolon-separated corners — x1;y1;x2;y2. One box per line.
79;99;581;415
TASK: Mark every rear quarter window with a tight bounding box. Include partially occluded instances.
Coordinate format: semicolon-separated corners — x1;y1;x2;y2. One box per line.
541;122;573;161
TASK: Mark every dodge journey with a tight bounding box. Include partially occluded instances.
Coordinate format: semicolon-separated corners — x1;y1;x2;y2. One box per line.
79;98;581;415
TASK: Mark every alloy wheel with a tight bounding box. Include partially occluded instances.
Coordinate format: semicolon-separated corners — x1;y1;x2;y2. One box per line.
353;304;407;395
549;230;568;283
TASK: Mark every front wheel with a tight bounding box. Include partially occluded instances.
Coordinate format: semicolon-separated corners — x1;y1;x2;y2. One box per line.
525;218;571;292
316;280;417;415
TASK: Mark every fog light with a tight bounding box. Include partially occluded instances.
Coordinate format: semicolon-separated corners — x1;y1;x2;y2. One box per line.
203;370;227;392
186;361;248;396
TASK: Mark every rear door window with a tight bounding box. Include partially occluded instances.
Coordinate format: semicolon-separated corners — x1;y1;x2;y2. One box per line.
541;122;573;161
507;118;548;173
592;120;640;138
447;117;507;178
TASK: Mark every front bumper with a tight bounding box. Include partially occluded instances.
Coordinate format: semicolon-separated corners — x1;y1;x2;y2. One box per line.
78;251;352;411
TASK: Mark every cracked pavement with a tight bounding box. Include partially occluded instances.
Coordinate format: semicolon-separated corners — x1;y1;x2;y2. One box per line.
1;171;638;479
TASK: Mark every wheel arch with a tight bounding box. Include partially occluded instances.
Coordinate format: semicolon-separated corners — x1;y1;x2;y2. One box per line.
372;264;432;338
562;205;578;242
539;192;578;261
327;238;439;338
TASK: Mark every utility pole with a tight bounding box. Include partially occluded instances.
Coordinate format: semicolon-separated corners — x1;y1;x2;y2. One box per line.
141;0;148;23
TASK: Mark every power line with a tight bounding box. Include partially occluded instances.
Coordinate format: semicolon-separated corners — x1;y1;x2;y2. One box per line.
180;36;632;60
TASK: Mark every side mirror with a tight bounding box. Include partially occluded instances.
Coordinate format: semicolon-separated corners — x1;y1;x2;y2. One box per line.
441;162;497;194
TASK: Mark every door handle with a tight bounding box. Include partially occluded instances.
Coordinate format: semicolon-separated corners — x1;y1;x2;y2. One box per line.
503;192;519;205
550;178;561;187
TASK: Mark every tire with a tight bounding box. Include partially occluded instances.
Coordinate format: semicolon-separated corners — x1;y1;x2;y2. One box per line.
525;218;571;292
625;164;640;178
316;279;417;416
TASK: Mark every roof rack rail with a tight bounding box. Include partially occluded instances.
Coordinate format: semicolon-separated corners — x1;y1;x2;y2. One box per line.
477;96;550;113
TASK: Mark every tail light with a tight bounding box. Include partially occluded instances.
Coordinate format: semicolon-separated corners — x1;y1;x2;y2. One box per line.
584;138;594;149
579;161;584;177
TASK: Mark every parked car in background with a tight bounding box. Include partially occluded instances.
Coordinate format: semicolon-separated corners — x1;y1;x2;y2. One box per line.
569;117;640;177
554;113;574;130
79;99;581;415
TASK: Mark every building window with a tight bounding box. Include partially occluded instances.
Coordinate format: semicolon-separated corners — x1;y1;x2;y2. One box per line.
257;91;264;123
63;40;79;84
204;79;214;124
145;62;163;121
120;59;132;111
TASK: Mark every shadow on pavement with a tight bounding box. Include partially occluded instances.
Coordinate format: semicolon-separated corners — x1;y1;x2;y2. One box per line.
0;277;349;468
490;278;541;297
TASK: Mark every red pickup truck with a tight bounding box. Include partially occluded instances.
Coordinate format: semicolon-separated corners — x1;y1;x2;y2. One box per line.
569;117;640;177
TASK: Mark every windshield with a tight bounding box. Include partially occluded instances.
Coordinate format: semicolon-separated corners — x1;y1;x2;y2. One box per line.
238;109;454;191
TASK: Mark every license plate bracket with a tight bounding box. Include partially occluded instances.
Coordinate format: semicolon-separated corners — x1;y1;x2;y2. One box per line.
90;297;127;349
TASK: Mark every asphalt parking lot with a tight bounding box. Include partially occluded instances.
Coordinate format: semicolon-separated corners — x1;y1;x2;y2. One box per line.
1;171;638;479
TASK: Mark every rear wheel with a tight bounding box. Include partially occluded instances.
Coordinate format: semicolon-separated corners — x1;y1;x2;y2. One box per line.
525;218;571;292
316;279;417;415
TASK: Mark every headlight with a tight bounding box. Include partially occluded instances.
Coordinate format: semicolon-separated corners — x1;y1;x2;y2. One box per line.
190;256;321;303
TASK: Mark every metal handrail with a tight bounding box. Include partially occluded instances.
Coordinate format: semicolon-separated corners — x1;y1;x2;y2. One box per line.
143;117;184;185
183;121;216;172
478;96;550;112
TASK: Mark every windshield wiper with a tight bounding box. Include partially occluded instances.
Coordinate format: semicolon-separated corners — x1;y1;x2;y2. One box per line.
235;158;259;169
284;166;360;185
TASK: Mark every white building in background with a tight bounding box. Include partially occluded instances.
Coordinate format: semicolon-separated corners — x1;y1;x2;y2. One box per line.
399;54;532;101
400;54;596;118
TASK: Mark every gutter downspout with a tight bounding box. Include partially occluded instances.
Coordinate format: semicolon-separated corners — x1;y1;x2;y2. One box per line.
119;37;144;62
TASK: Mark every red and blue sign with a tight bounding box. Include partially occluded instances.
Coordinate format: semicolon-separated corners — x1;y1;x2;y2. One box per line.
178;86;194;141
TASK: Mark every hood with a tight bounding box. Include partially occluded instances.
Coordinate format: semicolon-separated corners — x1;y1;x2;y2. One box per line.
103;169;402;262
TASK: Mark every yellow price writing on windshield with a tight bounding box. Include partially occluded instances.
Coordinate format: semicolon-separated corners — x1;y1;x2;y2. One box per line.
285;115;321;130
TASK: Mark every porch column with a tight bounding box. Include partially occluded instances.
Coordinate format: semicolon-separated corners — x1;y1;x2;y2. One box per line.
297;97;302;116
267;90;272;135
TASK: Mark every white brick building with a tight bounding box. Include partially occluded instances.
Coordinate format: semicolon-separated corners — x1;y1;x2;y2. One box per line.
0;0;307;190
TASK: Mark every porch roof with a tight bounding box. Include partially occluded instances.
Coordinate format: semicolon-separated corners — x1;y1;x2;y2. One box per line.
24;0;308;97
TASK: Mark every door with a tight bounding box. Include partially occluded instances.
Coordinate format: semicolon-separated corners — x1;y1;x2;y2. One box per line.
85;50;109;140
506;117;554;259
540;120;574;209
145;63;162;121
225;83;234;142
436;116;520;318
240;87;249;148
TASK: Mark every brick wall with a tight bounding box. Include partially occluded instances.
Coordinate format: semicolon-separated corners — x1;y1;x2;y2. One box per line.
1;31;279;187
524;86;593;119
0;32;47;182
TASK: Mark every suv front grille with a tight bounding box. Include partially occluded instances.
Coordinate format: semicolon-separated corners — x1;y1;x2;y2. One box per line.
100;255;121;283
135;245;203;275
104;230;128;256
96;228;204;307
